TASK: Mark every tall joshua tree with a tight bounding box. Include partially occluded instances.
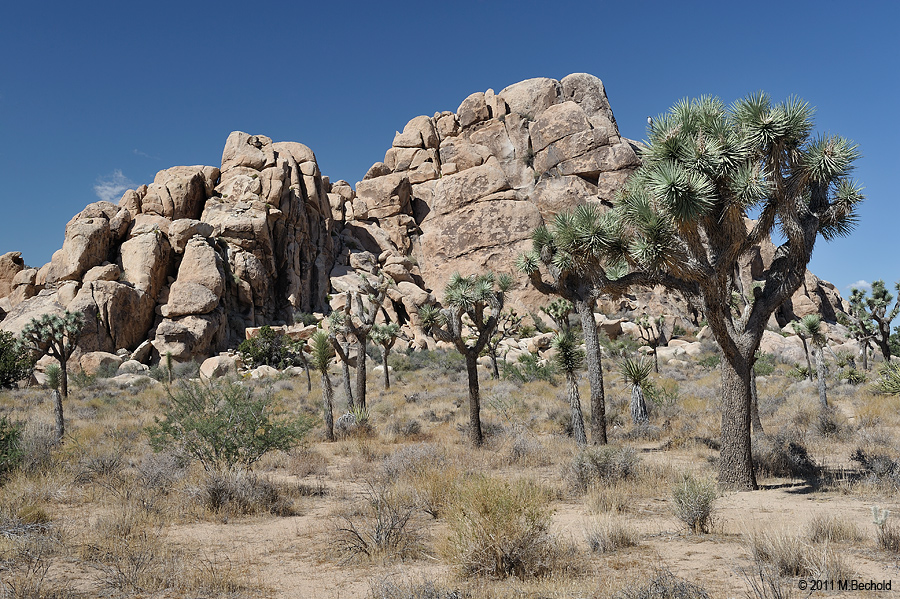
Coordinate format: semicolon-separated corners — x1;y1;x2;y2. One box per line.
552;329;588;445
794;315;829;408
516;208;630;446
309;331;336;441
20;311;85;441
561;94;863;490
420;272;509;447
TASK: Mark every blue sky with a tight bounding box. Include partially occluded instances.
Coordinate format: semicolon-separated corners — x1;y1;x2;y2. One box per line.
1;0;897;296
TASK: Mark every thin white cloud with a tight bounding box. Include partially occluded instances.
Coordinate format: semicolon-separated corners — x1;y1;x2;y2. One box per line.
94;170;136;203
133;148;159;160
848;280;871;291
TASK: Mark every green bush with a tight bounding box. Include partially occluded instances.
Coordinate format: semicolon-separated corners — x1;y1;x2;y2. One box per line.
388;350;466;374
148;380;313;472
0;416;23;477
753;352;776;376
874;362;900;395
502;353;557;384
0;330;34;388
697;354;720;371
238;325;303;369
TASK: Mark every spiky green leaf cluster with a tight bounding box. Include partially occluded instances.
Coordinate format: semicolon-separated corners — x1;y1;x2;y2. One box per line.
370;322;401;347
620;356;653;387
552;330;584;374
309;330;334;373
444;272;500;311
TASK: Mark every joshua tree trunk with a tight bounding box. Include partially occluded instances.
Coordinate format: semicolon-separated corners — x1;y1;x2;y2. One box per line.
59;359;69;400
630;385;648;425
750;367;764;435
382;349;391;390
814;346;828;408
799;336;814;381
719;352;757;490
341;341;354;410
51;389;64;442
576;300;607;445
355;337;368;410
489;349;500;380
465;352;483;447
860;340;870;371
322;372;335;441
566;371;587;445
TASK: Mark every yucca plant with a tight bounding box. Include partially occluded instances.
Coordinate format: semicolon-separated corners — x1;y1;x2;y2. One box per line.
793;315;828;407
620;357;652;425
874;362;900;396
552;330;587;445
370;322;401;390
309;331;336;441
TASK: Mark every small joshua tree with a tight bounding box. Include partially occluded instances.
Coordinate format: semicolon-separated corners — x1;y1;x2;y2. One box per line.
329;271;392;410
544;298;574;333
621;356;652;425
850;281;900;364
794;314;828;407
636;314;667;374
20;311;85;440
370;322;401;390
309;331;336;441
420;272;510;446
552;330;587;445
484;308;523;379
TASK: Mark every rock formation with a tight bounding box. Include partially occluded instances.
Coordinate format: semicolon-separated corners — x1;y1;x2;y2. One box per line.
0;74;851;366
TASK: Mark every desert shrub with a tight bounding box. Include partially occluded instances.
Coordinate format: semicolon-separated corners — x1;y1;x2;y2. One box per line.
334;480;420;560
502;352;557;384
566;446;639;493
873;362;900;395
0;330;34;389
672;474;716;534
788;365;810;380
851;448;900;489
747;528;851;579
136;450;187;492
0;416;24;478
873;506;900;553
16;423;57;474
199;471;298;516
443;475;562;579
742;563;797;599
753;429;818;479
148;359;201;383
387;417;422;439
287;446;328;478
804;513;864;543
838;367;866;385
368;576;460;599
585;516;639;553
238;325;302;369
645;378;680;406
615;567;710;599
147;380;313;472
504;430;551;467
380;444;461;518
754;353;776;376
697;354;720;371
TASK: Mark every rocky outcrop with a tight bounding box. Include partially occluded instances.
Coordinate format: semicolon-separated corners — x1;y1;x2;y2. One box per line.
1;132;335;363
0;74;852;365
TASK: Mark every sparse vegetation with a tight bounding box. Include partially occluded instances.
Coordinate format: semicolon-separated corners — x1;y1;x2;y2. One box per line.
672;473;716;534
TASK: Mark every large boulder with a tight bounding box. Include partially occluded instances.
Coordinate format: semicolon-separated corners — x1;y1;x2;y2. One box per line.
0;252;25;298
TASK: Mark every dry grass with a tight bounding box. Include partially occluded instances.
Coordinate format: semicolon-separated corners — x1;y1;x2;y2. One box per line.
0;352;897;597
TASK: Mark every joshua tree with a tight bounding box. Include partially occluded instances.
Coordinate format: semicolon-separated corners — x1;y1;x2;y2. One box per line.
326;324;355;409
329;271;392;411
369;322;401;390
621;356;652;425
560;93;862;489
517;209;629;445
636;314;667;373
309;331;336;441
794;314;829;407
484;308;523;379
20;311;85;440
420;272;510;447
791;320;816;381
849;281;900;364
552;329;587;445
